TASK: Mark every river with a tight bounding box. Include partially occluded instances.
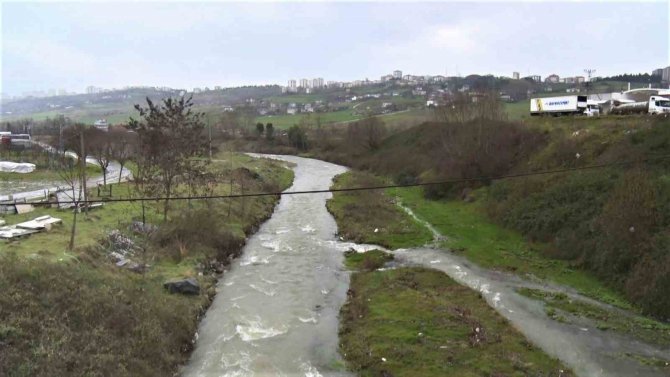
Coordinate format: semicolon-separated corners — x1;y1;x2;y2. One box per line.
182;155;668;377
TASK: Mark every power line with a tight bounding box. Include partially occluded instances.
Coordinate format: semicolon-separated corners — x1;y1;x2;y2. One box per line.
17;154;670;206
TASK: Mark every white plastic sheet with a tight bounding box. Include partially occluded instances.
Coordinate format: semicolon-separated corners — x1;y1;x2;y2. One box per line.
0;161;36;173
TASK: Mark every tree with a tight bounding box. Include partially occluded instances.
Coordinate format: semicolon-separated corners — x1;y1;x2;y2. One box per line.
255;122;264;137
220;111;241;136
265;123;274;141
238;105;257;135
287;125;308;150
347;117;387;151
129;96;208;220
57;155;86;251
61;124;91;212
108;128;137;184
88;129;113;185
57;125;90;250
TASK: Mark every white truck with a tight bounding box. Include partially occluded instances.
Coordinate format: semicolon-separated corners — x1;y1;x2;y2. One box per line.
529;95;595;116
610;95;670;115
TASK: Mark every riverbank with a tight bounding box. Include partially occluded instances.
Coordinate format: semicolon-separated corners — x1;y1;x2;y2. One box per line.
339;250;573;377
328;169;670;376
0;154;294;376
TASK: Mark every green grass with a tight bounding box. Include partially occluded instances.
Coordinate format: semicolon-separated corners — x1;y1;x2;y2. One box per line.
343;249;394;271
505;101;531;121
339;267;573;377
388;187;632;309
517;288;670;347
255;109;360;129
327;171;433;249
266;94;326;104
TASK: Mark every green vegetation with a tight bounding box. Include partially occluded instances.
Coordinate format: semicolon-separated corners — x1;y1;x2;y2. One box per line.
327;171;432;249
504;101;530;120
343;249;393;271
339;266;573;377
390;187;631;309
255;109;359;129
266;94;326;104
305;111;670;320
0;153;294;376
517;288;670;347
623;353;670;370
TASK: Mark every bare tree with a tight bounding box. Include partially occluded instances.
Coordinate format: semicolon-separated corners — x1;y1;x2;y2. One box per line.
109;128;137;183
55;149;85;250
347;116;387;151
61;124;90;213
88;129;113;185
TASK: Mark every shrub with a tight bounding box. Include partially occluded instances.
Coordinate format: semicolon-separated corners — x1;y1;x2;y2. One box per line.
502;171;617;242
152;208;244;262
422;120;545;199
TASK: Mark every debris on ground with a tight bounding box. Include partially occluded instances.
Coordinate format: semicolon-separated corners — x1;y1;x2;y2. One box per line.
164;278;200;295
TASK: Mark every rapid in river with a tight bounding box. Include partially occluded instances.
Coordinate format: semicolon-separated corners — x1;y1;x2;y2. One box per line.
183;155;668;377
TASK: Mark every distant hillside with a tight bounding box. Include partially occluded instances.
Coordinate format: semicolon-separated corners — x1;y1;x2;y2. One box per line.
0;86;283;123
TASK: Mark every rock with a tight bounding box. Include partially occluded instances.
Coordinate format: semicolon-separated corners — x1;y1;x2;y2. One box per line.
127;263;148;274
164;278;200;295
130;221;158;235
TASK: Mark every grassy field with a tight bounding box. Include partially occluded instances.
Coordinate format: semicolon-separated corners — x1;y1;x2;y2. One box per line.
255;109;359;129
504;101;530;121
266;94;327;104
389;187;631;309
327;171;433;249
1;106;136;125
0;153;294;376
340;261;573;377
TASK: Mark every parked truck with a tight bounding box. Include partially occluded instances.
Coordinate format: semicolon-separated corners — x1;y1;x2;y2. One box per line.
610;95;670;115
529;95;594;116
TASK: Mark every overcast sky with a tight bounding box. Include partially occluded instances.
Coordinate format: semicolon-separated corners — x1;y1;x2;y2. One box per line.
1;1;668;95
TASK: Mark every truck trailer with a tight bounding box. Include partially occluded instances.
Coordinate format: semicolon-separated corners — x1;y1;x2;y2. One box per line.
610;96;670;115
529;95;591;116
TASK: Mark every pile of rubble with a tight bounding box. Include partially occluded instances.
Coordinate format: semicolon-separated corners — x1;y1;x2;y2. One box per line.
105;230;148;273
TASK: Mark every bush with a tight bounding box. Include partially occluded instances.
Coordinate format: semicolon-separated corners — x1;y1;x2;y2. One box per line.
502;171;617;242
153;208;244;262
625;232;670;320
287;125;308;150
422;120;545;199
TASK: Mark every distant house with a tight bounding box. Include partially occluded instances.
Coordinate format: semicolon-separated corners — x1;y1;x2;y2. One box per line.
545;74;560;83
93;119;109;132
287;108;298;115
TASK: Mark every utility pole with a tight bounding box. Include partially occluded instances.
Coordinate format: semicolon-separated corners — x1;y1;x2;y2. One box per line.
208;117;212;159
79;127;88;213
584;68;596;95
